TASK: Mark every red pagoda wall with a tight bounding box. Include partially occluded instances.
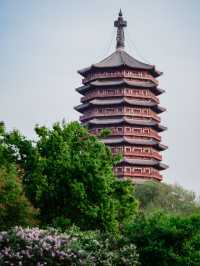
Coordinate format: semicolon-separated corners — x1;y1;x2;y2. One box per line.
75;66;168;183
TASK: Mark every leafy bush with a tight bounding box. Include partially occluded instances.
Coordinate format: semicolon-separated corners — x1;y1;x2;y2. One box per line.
5;121;138;233
0;166;38;230
0;122;38;230
125;212;200;266
0;227;140;266
68;226;140;266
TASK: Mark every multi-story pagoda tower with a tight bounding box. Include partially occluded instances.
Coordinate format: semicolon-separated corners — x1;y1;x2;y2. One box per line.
75;11;168;182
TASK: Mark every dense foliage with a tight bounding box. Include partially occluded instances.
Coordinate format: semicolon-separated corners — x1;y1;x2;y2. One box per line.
0;166;37;230
0;123;37;230
1;121;200;265
135;181;200;215
0;227;140;266
125;212;200;266
1;122;137;232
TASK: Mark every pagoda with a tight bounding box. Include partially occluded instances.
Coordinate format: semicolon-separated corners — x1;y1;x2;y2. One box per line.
75;10;168;183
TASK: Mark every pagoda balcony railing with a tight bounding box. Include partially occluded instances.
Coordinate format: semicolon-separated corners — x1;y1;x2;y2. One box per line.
81;88;159;104
80;109;160;123
91;127;161;141
114;166;162;180
82;70;158;85
111;149;162;161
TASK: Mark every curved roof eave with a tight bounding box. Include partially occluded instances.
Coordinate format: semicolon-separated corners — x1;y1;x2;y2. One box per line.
75;98;166;114
119;158;168;170
101;137;168;151
86;117;167;131
78;50;162;77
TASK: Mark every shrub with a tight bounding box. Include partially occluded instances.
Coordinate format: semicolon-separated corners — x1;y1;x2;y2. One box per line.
68;226;140;266
125;212;200;266
0;166;38;230
0;227;140;266
0;227;88;266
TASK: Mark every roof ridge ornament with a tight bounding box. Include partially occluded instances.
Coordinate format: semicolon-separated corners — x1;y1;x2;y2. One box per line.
114;10;127;50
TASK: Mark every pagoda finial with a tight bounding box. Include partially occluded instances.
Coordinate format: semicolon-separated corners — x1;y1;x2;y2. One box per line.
114;10;127;50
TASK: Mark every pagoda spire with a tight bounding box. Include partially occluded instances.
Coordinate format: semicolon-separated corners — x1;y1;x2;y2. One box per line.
114;9;127;50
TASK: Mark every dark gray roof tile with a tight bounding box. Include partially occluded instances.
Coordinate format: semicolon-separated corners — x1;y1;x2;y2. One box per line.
78;50;162;77
86;117;167;131
101;137;168;151
76;80;165;95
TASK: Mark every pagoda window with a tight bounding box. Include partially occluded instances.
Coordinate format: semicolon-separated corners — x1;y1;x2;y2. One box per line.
145;168;150;174
134;129;141;133
131;168;134;173
117;167;123;173
106;108;114;112
126;167;131;172
126;148;131;152
134;109;140;113
135;148;141;153
134;168;142;173
117;127;123;132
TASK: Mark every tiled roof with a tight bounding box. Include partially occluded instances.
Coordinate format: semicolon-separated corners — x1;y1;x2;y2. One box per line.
101;137;168;151
87;118;167;131
74;98;166;113
120;158;168;170
76;80;165;95
78;50;162;77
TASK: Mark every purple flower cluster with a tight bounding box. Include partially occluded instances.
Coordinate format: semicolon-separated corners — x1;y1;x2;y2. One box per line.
0;227;88;266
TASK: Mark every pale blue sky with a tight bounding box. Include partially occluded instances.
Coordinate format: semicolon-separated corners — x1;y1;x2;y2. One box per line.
0;0;200;194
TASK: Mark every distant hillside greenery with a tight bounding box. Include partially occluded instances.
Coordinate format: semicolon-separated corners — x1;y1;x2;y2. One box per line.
135;181;200;215
0;121;200;266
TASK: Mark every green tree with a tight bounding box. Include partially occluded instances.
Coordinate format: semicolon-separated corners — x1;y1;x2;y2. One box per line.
9;121;138;232
0;166;38;230
135;181;200;215
126;212;200;266
0;123;38;229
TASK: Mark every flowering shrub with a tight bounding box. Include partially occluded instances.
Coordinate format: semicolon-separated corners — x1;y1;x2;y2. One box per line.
69;227;140;266
0;227;140;266
0;227;90;265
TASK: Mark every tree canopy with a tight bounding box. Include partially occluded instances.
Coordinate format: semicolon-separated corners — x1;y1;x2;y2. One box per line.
0;123;37;230
3;121;138;232
125;211;200;266
135;181;200;215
